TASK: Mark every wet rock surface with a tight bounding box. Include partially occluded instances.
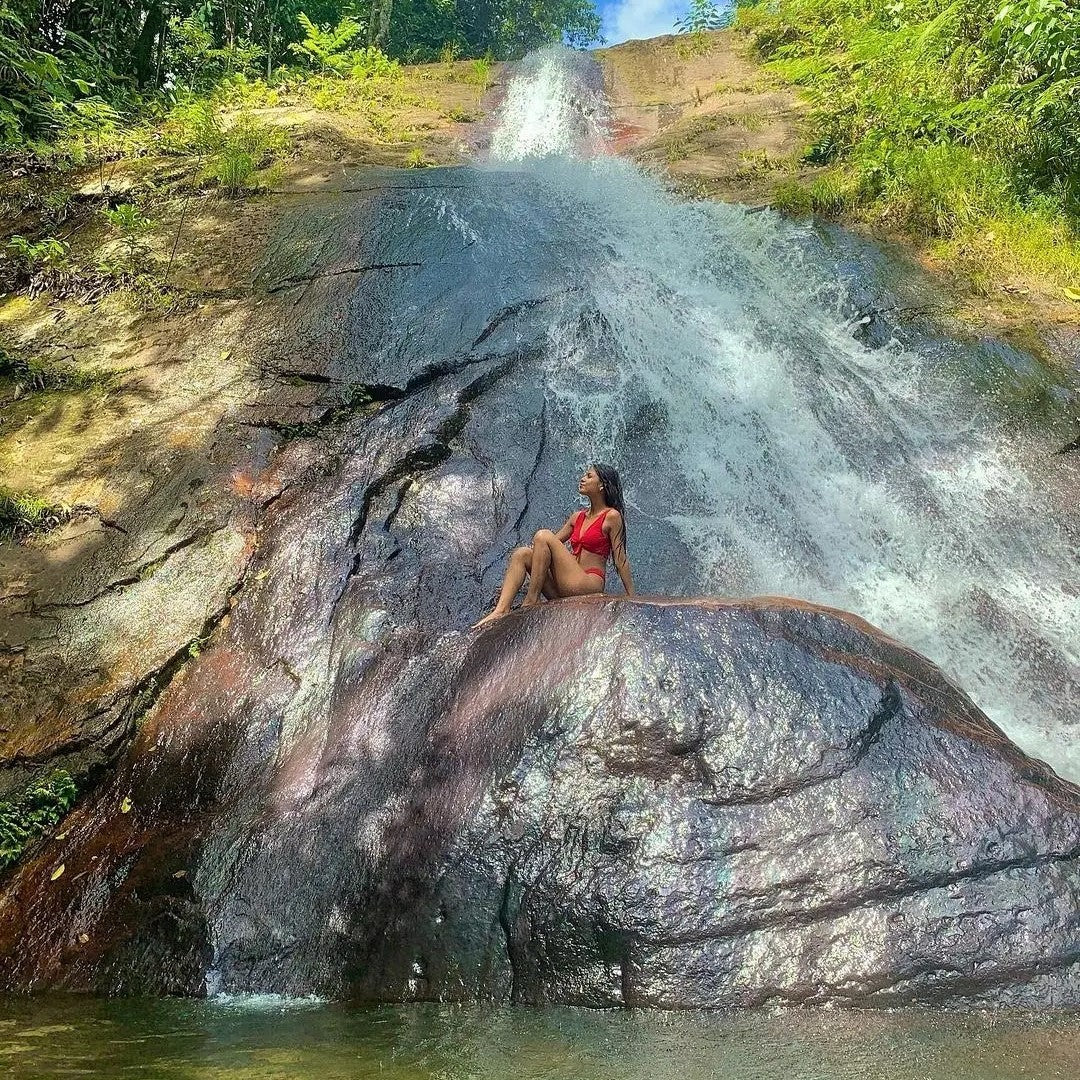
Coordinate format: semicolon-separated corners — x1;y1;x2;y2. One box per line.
3;596;1080;1007
2;131;1078;1007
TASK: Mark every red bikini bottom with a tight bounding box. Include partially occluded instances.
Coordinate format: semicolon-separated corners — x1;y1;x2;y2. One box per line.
583;567;605;580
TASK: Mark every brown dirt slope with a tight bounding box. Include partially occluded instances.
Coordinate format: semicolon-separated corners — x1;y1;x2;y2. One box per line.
598;31;818;206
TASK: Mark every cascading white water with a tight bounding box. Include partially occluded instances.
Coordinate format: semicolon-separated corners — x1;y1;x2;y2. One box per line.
485;48;1080;777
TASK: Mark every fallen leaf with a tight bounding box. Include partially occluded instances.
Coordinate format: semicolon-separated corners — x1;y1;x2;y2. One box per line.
120;796;132;814
54;831;68;841
50;864;65;881
1063;287;1080;302
172;870;187;878
78;933;89;944
220;349;232;361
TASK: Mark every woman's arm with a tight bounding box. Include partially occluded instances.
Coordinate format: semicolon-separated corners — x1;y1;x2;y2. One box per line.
555;513;577;543
605;511;635;595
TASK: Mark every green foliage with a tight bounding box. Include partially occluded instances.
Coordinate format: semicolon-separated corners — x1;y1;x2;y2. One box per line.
349;45;401;79
0;771;77;869
0;6;93;144
157;97;224;155
676;0;732;34
4;234;71;295
468;57;493;87
738;0;1080;258
0;0;600;157
7;235;69;273
100;203;153;273
205;114;289;195
0;486;70;540
289;13;365;71
211;145;260;195
166;15;266;92
991;0;1080;80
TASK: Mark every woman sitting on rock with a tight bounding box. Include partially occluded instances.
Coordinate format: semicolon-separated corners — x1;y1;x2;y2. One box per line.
472;463;635;629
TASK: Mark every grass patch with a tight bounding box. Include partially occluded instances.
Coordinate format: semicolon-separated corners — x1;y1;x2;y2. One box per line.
0;487;71;541
771;170;862;216
203;113;290;196
938;208;1080;298
0;346;116;399
0;771;78;871
736;0;1080;294
733;148;785;180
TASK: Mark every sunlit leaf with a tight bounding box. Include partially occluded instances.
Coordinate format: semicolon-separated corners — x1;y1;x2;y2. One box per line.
50;864;65;880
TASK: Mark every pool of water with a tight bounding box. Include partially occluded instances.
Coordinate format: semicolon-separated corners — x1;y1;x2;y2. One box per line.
1;998;1077;1079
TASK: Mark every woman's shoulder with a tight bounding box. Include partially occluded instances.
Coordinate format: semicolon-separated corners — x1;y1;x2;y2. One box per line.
602;507;622;527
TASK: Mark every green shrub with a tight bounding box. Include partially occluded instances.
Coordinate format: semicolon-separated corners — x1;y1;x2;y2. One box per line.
738;0;1080;253
100;203;154;273
157;97;224;155
166;15;265;92
7;235;70;274
5;235;72;295
216;73;282;108
348;46;400;80
288;13;364;72
0;487;70;540
467;57;492;88
205;113;288;195
212;145;258;195
0;771;78;869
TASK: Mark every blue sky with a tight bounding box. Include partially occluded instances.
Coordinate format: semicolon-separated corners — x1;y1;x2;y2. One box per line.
597;0;689;44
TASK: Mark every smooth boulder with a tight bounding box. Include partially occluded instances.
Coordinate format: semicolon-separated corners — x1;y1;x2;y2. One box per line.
5;595;1078;1008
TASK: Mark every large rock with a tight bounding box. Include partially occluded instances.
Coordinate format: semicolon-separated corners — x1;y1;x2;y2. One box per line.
3;596;1079;1007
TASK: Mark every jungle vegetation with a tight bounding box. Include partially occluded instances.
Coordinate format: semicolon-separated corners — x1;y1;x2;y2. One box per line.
0;0;601;151
736;0;1080;290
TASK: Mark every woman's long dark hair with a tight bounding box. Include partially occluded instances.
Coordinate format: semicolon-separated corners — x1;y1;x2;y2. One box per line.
593;462;628;555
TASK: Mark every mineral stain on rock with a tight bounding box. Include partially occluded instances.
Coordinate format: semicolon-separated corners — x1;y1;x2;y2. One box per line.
1;47;1078;1011
2;596;1080;1007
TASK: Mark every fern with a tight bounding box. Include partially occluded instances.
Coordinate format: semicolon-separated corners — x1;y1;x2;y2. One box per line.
288;14;365;72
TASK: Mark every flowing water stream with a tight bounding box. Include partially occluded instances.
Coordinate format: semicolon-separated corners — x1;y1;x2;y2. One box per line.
4;43;1080;1065
464;46;1079;776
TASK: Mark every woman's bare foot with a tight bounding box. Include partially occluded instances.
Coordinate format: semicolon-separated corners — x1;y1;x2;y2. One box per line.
471;608;508;630
520;596;541;609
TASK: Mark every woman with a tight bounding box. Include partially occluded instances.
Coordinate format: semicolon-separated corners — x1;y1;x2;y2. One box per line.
472;464;635;629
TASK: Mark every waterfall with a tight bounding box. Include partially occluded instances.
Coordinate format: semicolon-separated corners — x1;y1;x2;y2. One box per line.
477;47;1080;776
9;45;1080;1003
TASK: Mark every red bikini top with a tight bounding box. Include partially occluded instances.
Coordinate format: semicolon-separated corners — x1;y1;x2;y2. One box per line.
570;509;612;560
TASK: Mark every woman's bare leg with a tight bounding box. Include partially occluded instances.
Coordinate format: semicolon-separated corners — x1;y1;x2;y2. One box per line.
524;529;603;605
522;529;555;606
472;546;532;629
540;530;605;598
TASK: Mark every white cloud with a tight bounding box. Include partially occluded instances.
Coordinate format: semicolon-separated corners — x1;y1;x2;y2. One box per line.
601;0;686;44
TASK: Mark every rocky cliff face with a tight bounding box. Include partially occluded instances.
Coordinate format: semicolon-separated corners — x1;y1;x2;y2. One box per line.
3;595;1078;1007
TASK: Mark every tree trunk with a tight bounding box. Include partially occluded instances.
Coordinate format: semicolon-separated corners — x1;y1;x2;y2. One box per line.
267;0;281;77
133;4;165;86
375;0;393;47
